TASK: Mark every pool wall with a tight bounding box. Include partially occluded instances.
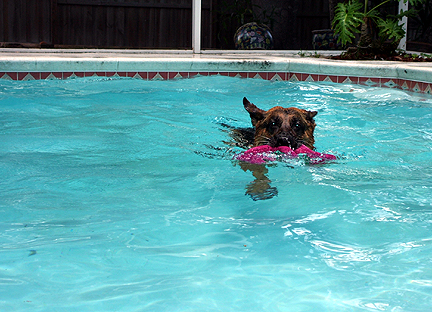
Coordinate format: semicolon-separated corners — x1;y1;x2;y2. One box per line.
1;49;432;94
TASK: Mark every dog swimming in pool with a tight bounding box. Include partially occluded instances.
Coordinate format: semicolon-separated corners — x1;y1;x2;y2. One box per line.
229;97;334;200
241;97;317;150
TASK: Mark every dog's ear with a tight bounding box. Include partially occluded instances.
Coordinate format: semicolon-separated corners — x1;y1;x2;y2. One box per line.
305;110;318;121
243;97;266;127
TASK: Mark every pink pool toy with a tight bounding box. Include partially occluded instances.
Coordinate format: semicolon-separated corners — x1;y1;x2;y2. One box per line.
235;144;336;164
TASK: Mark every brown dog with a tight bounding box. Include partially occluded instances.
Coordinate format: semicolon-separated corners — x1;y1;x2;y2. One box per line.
243;97;317;150
231;98;319;200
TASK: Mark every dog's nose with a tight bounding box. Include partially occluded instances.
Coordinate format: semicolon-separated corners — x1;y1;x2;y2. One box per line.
276;136;294;148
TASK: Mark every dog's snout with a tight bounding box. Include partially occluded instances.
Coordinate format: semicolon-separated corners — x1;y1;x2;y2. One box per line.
276;136;290;147
275;134;298;149
246;102;317;150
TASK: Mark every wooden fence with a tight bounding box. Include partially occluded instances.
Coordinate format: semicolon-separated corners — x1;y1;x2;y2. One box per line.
1;0;214;49
1;0;335;49
1;0;52;44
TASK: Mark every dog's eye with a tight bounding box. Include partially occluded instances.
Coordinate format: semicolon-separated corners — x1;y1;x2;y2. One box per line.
271;119;280;127
267;120;280;132
294;121;304;132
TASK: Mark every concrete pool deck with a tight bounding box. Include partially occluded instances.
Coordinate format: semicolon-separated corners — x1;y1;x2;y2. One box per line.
1;48;432;93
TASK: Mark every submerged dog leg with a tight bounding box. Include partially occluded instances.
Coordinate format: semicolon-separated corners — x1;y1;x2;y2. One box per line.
239;162;278;200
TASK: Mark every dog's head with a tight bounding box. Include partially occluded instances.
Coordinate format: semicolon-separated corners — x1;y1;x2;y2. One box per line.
243;97;317;150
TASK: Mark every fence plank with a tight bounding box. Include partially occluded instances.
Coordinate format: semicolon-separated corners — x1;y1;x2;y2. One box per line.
56;0;211;9
0;0;335;49
2;0;9;42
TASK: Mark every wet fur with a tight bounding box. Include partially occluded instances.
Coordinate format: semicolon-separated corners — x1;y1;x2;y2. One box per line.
231;98;319;201
240;97;317;150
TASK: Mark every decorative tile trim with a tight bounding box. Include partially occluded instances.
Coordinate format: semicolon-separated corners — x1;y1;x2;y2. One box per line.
1;71;432;94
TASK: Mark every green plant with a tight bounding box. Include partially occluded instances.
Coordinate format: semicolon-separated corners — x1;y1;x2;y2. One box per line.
297;50;307;57
296;51;323;58
311;51;322;58
332;0;426;48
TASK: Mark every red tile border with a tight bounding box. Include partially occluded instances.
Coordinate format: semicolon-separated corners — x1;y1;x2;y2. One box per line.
256;72;268;79
29;72;40;80
52;72;63;79
147;72;158;80
8;72;18;80
381;78;400;89
336;76;348;83
299;73;308;81
247;72;259;79
306;74;319;82
1;70;432;94
62;72;73;79
137;72;148;79
40;72;52;79
278;72;287;80
167;72;178;79
17;72;28;80
398;79;410;90
289;73;301;81
268;72;286;81
348;76;359;84
414;82;425;93
329;75;339;83
160;72;170;80
358;77;380;86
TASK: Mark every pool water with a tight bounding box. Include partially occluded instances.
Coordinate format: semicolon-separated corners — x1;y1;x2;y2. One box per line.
1;76;432;311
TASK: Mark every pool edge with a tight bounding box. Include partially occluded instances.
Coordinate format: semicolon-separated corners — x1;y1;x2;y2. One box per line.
0;49;431;94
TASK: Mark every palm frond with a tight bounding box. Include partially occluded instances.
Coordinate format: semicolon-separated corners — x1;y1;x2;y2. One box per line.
365;9;379;20
395;7;418;19
376;18;405;42
332;0;365;46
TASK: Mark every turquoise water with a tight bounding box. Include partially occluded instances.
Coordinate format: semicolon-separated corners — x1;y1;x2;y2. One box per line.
1;76;432;311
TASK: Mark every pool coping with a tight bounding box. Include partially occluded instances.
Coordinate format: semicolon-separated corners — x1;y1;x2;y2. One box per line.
1;48;432;93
